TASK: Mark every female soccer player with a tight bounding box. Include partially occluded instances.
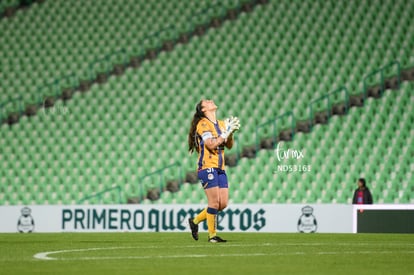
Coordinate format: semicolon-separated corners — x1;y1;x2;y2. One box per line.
187;99;240;242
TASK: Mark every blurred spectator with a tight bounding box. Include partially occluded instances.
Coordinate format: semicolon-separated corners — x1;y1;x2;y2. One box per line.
352;178;373;204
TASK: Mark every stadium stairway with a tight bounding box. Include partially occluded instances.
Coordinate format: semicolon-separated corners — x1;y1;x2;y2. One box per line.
0;0;270;205
0;0;268;125
135;0;414;203
151;77;414;205
0;0;43;19
1;0;413;205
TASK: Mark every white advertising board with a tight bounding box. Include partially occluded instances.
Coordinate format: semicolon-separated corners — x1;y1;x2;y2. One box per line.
0;204;353;233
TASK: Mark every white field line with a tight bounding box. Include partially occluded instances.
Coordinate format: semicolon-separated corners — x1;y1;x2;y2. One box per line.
33;243;414;261
33;247;131;260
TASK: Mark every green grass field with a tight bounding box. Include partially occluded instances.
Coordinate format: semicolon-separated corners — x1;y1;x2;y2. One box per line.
1;232;413;275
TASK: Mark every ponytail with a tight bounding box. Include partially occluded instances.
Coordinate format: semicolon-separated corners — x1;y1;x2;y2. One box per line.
188;100;204;153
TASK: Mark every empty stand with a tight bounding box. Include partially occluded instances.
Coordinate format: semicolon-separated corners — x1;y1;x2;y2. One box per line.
0;0;413;205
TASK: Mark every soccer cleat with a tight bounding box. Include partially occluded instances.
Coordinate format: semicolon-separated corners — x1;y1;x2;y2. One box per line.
188;218;199;241
208;236;227;243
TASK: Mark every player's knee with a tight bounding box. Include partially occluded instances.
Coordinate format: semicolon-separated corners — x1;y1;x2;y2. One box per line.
208;200;220;210
219;201;228;211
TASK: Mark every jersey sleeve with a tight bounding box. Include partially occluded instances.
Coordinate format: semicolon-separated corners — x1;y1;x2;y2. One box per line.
196;119;214;141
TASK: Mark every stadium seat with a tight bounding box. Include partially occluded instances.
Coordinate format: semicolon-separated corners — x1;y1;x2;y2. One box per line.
0;0;413;205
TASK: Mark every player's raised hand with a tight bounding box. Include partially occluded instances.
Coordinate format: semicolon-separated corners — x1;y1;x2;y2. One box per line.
229;116;240;132
221;116;240;139
221;117;232;139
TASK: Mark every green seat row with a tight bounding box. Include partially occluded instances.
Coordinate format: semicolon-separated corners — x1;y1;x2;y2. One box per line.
0;0;413;205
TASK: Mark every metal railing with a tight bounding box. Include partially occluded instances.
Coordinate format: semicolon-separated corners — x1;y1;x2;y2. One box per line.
309;86;349;130
363;61;401;101
0;0;258;124
78;185;123;204
255;111;295;151
137;162;183;201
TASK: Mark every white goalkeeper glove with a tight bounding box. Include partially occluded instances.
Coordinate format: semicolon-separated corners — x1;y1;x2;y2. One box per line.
229;116;240;132
220;116;241;139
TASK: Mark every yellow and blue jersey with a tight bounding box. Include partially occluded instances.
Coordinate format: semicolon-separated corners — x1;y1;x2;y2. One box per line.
196;117;226;171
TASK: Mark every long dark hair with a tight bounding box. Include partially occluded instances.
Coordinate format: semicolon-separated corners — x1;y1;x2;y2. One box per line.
358;178;366;188
188;100;204;153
